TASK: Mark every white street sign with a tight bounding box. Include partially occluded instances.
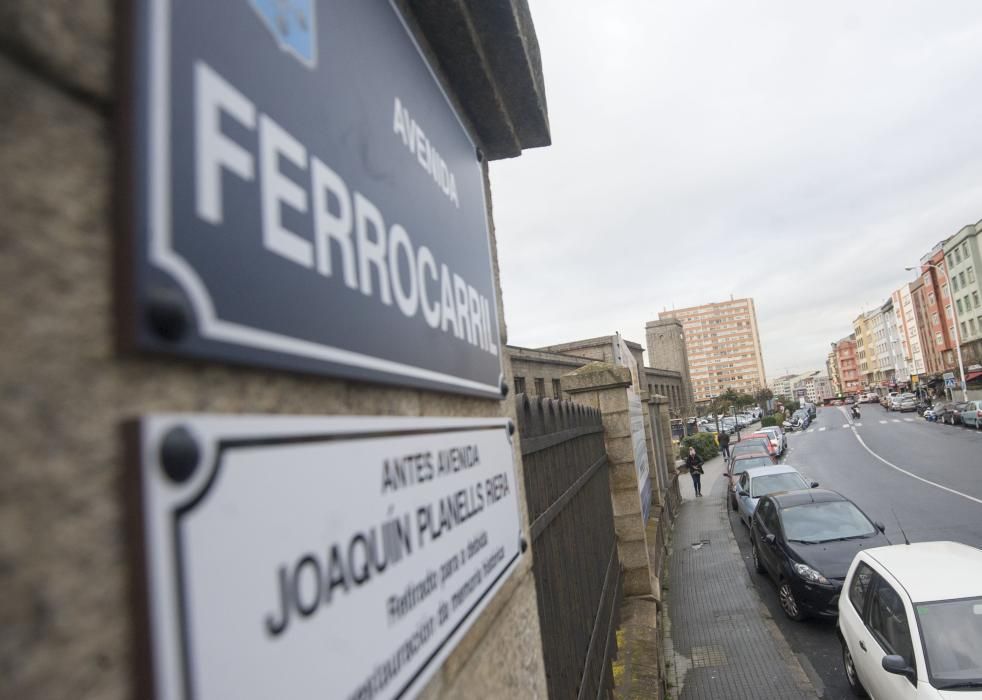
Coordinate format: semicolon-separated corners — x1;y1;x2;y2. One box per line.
136;415;523;700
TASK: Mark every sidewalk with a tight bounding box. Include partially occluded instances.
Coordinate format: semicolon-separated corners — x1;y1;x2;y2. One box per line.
662;452;819;700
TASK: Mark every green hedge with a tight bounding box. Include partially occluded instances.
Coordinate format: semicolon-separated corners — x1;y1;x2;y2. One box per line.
679;432;718;462
760;412;784;427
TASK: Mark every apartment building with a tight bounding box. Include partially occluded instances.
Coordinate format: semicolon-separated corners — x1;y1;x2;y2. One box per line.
944;221;982;364
826;349;841;394
659;297;767;402
836;336;862;394
891;283;926;379
919;242;958;374
853;312;877;389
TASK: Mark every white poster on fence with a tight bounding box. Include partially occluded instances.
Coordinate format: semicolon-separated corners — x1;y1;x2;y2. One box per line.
627;389;652;522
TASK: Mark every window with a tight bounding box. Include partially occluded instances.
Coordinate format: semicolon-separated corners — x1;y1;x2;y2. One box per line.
961;321;968;337
848;561;875;613
932;312;939;325
936;332;943;345
553;379;562;399
943;283;950;298
975;291;980;309
964;242;970;259
866;577;915;664
946;304;953;319
970;266;976;283
957;298;964;314
971;318;978;335
960;271;967;287
953;276;960;292
955;248;962;264
534;378;545;396
928;292;936;305
514;376;526;394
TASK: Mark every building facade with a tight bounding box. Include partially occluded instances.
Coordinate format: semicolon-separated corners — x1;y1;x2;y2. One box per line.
644;318;695;414
834;336;862;395
657;297;767;402
827;348;841;395
853;312;877;390
944;221;982;364
508;336;689;417
919;242;958;374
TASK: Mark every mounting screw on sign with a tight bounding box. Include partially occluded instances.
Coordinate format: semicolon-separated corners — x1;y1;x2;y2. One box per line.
159;426;200;483
145;287;190;342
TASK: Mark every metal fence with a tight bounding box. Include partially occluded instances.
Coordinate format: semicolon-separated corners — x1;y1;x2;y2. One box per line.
516;395;621;700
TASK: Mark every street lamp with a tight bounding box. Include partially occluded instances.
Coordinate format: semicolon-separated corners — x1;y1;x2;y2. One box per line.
906;264;968;401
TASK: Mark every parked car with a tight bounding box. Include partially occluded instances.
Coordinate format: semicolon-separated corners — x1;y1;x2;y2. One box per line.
898;396;918;413
733;465;816;527
732;435;778;459
791;410;811;429
756;426;787;455
938;402;968;425
838;541;982;698
960;400;982;429
750;489;889;621
726;452;779;509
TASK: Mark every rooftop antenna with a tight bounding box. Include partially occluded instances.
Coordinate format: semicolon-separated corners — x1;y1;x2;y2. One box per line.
891;507;911;545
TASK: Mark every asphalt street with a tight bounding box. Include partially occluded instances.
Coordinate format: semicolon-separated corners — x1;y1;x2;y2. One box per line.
727;404;982;699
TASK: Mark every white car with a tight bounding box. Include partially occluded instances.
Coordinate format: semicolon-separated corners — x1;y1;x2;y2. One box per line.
756;425;786;455
732;465;815;527
838;541;982;698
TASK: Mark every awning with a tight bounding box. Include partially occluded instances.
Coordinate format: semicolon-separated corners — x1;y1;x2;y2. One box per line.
966;369;982;384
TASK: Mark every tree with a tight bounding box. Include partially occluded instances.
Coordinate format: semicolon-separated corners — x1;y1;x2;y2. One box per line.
755;388;773;404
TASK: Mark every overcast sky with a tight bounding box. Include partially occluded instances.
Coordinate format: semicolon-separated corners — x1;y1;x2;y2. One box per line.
489;0;982;381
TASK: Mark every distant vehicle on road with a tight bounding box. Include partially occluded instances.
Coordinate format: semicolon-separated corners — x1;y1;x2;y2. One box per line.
733;465;816;527
959;400;982;429
750;489;889;621
838;541;982;699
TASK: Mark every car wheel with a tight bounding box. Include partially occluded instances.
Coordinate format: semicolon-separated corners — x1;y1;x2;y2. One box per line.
842;640;869;698
752;542;765;573
778;581;806;621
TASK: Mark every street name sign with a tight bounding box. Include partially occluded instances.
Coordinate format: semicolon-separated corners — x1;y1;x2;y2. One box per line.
627;389;652;523
123;0;503;397
134;415;523;700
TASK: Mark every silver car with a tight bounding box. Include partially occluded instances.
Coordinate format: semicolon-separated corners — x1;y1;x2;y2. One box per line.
734;465;817;528
756;426;786;455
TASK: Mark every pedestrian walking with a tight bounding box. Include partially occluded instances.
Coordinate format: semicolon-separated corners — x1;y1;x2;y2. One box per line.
718;429;730;459
685;447;705;497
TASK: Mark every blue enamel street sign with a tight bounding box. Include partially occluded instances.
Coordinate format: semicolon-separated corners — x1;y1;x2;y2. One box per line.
125;0;503;397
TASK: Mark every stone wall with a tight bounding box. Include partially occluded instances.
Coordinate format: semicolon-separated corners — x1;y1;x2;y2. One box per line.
0;2;550;698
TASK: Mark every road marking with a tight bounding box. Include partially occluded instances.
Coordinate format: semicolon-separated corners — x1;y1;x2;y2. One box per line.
842;424;849;428
879;420;888;424
849;429;982;506
819;427;826;432
904;418;914;422
892;419;901;423
807;429;814;433
854;422;862;427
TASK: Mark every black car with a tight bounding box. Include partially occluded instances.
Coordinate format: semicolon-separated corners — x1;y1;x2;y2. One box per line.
938;402;968;425
750;489;889;621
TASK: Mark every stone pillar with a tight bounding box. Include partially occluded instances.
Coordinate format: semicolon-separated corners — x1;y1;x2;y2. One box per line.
562;362;658;598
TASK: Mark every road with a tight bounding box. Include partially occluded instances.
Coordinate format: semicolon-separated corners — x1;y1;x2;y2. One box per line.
727;403;982;699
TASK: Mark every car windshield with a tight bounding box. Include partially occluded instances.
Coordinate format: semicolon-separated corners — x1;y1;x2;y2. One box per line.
750;473;809;498
915;596;982;689
734;457;773;471
779;501;876;542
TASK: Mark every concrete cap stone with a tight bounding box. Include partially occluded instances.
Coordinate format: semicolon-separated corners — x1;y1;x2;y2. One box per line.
561;361;632;394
